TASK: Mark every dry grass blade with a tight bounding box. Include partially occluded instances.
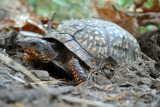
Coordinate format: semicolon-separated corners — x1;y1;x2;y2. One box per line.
104;91;128;101
31;79;64;85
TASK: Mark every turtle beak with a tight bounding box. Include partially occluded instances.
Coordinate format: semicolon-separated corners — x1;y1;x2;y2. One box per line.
19;38;34;49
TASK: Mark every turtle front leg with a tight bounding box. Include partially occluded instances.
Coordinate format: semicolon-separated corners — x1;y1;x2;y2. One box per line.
68;58;87;84
23;53;36;65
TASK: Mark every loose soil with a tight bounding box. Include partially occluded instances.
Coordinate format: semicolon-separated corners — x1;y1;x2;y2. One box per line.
0;29;160;107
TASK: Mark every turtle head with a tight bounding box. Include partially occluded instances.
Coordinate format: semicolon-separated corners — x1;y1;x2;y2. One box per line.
21;38;58;63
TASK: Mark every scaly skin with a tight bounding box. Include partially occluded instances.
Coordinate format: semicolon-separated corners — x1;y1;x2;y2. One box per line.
68;58;87;84
22;53;35;65
21;38;87;84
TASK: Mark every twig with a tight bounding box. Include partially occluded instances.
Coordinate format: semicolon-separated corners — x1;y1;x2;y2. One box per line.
0;53;53;93
91;59;104;73
113;5;160;17
0;70;25;83
19;31;43;38
31;79;64;85
141;52;154;61
136;90;160;97
48;12;56;32
58;95;113;107
104;91;128;101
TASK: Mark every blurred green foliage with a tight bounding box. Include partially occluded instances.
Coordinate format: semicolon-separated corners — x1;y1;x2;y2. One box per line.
0;0;155;34
27;0;160;34
116;0;155;8
116;0;160;34
27;0;93;23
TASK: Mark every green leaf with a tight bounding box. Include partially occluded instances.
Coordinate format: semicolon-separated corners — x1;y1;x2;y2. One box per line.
116;0;133;7
145;0;154;7
53;0;68;6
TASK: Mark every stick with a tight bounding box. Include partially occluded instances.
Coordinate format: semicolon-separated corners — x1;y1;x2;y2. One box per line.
141;52;153;61
58;95;113;107
113;5;160;17
137;90;160;97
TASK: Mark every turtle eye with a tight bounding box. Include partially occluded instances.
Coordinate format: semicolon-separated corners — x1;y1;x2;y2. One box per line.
30;42;38;46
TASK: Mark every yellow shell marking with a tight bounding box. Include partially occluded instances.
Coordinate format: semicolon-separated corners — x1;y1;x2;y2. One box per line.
114;50;117;55
105;47;107;53
101;49;104;54
84;34;89;38
110;36;114;40
99;42;102;46
79;23;83;25
120;44;122;48
94;31;99;34
82;40;87;46
87;43;92;51
88;30;91;33
120;34;123;38
78;39;82;42
80;32;84;34
117;53;119;57
64;37;68;40
78;35;82;38
67;30;73;33
115;30;120;33
76;26;81;29
92;47;96;51
135;48;139;53
109;31;113;35
101;56;104;58
89;36;93;40
121;52;126;57
97;55;100;58
94;41;96;45
113;42;117;47
134;39;137;43
100;38;105;44
100;31;104;33
98;47;101;53
70;23;74;25
110;48;113;55
95;36;100;40
126;53;128;59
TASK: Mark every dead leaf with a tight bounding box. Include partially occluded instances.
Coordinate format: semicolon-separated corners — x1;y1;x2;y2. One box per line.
0;2;59;36
134;0;160;27
93;0;139;37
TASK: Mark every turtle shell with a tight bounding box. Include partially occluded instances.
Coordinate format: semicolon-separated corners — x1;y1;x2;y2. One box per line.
47;19;141;68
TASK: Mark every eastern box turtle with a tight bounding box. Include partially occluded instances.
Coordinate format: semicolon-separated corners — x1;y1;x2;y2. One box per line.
21;19;141;84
